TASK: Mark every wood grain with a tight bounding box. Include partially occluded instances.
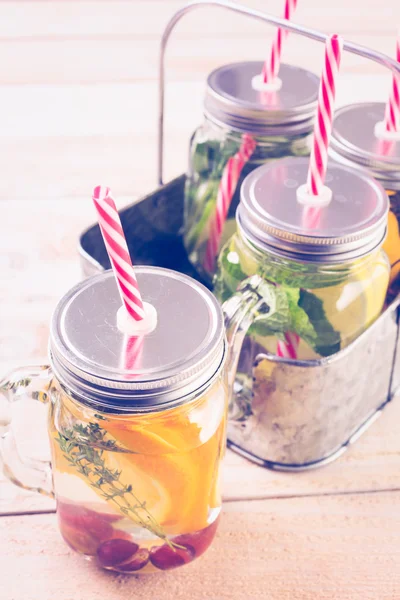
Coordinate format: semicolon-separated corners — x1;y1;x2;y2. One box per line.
0;34;397;85
0;76;391;200
2;493;400;600
0;0;397;40
1;2;400;597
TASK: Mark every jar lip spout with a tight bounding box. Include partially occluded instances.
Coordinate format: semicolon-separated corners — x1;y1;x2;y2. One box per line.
205;62;319;136
237;157;389;263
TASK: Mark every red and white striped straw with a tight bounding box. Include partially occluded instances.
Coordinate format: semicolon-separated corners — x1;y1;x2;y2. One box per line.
277;35;342;361
383;35;400;133
121;334;144;377
203;134;256;273
307;34;343;197
92;185;145;322
277;332;300;359
262;0;298;84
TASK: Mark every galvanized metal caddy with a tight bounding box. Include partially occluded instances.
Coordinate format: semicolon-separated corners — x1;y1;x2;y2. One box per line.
79;0;400;470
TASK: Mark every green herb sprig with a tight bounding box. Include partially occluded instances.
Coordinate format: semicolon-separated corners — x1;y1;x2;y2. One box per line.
56;420;181;549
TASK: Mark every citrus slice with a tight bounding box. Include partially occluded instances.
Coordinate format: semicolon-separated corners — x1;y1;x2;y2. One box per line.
103;422;223;534
313;255;389;349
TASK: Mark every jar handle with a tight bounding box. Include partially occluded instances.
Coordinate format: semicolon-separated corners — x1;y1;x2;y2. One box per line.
222;274;275;396
158;0;400;185
0;365;54;498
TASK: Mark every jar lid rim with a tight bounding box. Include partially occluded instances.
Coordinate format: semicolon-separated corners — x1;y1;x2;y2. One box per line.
205;61;319;134
49;268;226;409
330;102;400;190
238;157;389;262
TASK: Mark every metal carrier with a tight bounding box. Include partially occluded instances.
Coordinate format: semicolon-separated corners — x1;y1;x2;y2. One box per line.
79;0;400;471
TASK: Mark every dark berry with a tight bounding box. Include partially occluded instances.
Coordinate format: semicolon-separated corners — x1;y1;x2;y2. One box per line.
117;549;150;572
150;543;195;571
172;518;219;558
97;539;139;567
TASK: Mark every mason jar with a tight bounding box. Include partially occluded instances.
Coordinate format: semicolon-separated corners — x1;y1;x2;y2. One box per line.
1;267;228;574
330;102;400;288
214;157;390;468
184;61;319;285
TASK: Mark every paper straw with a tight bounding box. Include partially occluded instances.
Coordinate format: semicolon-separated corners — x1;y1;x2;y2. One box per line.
277;35;342;360
277;332;300;359
307;34;343;197
303;34;343;230
262;0;298;84
383;35;400;133
204;134;256;273
121;334;144;378
92;185;145;321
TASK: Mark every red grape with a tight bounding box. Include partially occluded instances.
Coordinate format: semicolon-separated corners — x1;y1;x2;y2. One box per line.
97;539;139;567
172;517;219;558
117;549;150;572
150;543;195;571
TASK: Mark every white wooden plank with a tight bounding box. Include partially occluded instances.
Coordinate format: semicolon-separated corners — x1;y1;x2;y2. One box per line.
0;34;396;86
2;493;400;599
0;0;397;40
0;75;392;200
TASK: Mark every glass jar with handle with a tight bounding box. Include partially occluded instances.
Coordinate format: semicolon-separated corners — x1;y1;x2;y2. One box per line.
184;61;319;285
0;267;228;574
215;156;391;468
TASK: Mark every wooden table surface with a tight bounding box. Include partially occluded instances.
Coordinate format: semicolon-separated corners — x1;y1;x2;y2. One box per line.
1;1;400;598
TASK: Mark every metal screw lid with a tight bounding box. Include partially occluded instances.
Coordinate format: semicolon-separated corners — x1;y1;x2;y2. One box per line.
49;267;226;412
330;103;400;191
238;156;389;262
204;61;319;136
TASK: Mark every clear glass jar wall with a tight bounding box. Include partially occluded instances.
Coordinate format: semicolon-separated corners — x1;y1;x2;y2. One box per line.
49;374;227;573
215;227;390;361
184;119;312;284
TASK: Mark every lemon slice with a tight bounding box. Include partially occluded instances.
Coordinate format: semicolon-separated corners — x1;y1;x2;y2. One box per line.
314;255;389;348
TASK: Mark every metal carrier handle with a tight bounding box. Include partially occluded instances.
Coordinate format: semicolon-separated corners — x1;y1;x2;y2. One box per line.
158;0;400;185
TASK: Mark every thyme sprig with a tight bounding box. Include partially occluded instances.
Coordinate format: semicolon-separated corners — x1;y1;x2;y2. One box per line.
56;420;181;549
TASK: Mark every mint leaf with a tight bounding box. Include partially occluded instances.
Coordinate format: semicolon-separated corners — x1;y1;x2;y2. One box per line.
251;285;317;346
184;179;220;251
298;290;341;356
250;285;340;357
260;262;349;290
191;141;212;175
214;246;248;302
251;285;291;337
215;247;341;357
284;286;318;348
